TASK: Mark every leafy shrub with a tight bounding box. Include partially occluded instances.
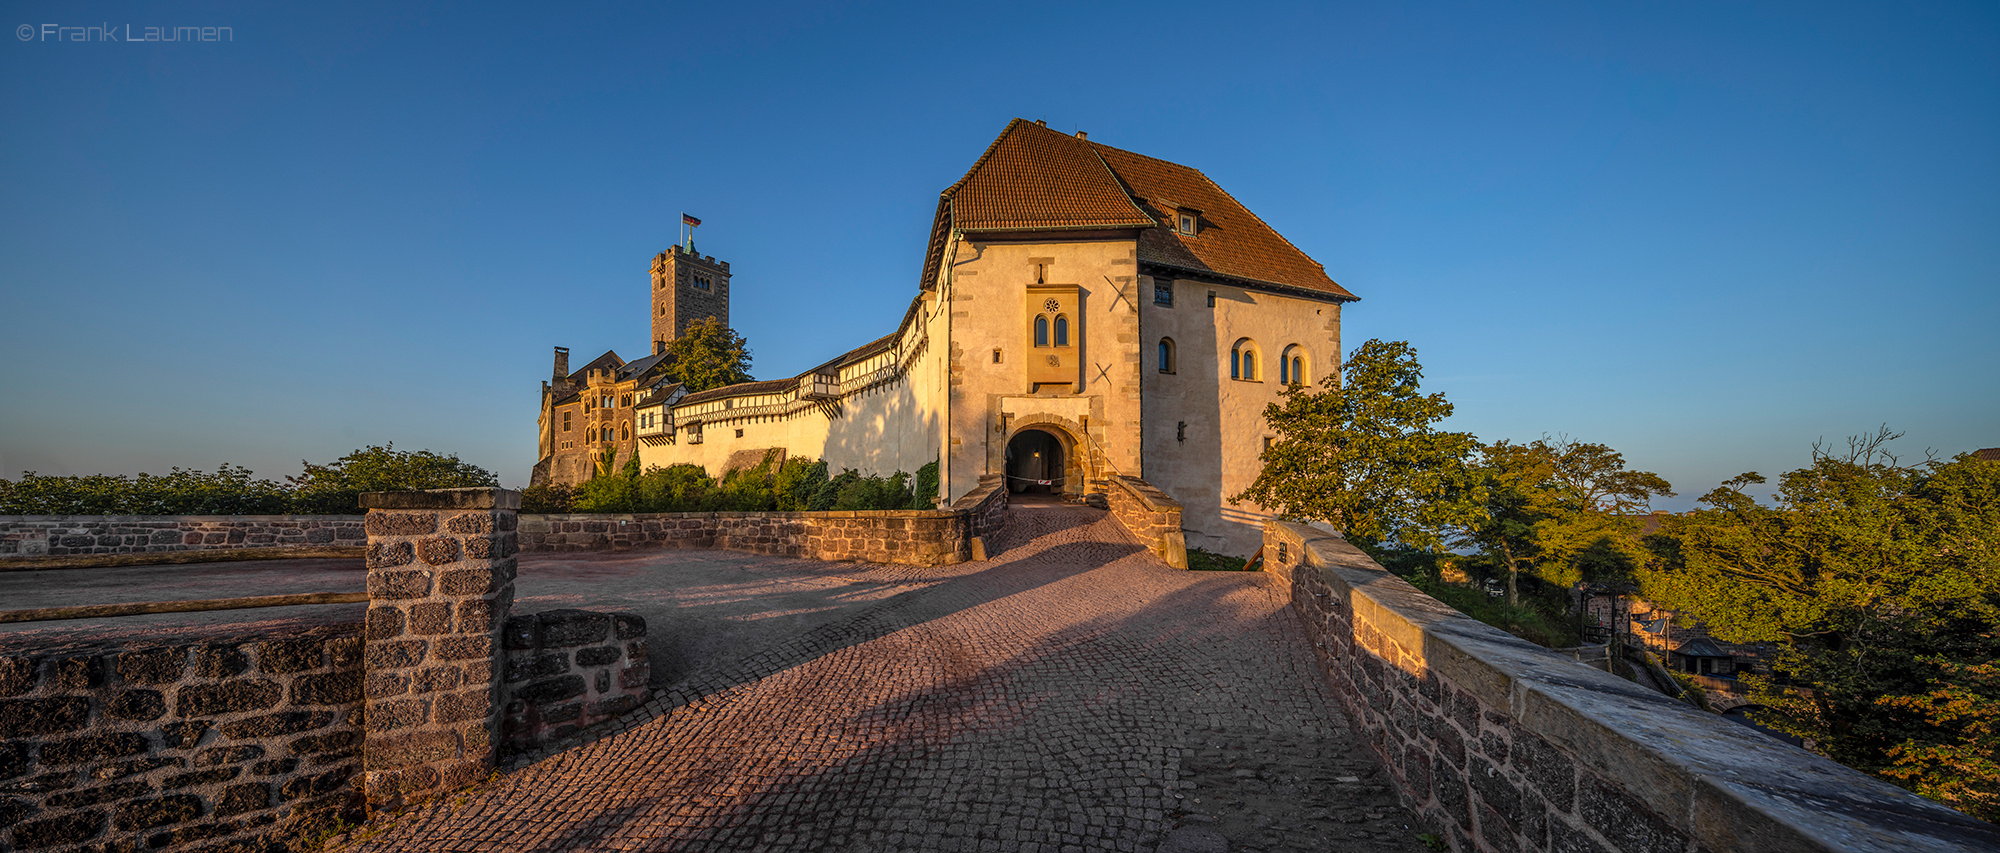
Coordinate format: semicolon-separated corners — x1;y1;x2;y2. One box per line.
0;465;293;515
774;458;828;511
520;482;574;514
913;459;940;508
289;444;498;514
636;464;716;511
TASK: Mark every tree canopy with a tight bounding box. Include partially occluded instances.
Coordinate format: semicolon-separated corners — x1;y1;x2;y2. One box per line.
1233;339;1481;555
289;443;498;513
663;316;753;392
1640;429;2000;820
1458;437;1674;604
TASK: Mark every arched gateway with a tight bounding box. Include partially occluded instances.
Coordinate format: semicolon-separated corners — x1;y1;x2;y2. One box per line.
1004;427;1071;495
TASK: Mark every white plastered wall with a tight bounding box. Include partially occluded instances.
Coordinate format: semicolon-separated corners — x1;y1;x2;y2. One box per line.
1139;275;1342;557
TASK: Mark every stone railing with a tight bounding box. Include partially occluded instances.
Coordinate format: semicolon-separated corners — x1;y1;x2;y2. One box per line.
0;489;667;853
1262;520;2000;853
0;631;365;852
1104;475;1187;569
518;489;1013;568
499;609;649;757
949;474;1009;558
0;516;365;560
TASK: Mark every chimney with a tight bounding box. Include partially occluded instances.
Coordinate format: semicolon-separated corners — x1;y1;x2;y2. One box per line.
1075;130;1087;140
552;346;570;384
1035;119;1046;127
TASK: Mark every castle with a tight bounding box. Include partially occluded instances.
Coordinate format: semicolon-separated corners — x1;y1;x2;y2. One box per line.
536;119;1358;555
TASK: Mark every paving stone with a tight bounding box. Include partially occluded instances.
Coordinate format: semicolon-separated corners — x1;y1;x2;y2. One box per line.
344;507;1424;852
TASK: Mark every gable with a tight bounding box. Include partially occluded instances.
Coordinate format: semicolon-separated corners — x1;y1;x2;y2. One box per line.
920;119;1355;301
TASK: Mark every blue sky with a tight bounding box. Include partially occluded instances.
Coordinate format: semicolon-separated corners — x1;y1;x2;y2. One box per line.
2;1;1994;508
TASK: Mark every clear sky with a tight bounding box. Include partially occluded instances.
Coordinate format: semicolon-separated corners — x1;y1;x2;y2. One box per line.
3;1;1995;509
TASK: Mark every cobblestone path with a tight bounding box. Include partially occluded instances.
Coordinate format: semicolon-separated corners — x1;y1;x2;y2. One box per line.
341;506;1422;853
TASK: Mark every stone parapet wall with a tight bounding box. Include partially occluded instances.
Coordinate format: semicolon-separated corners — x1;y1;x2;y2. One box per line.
1262;520;2000;853
518;508;979;567
0;629;365;852
950;475;1009;543
0;516;365;559
357;489;518;813
499;610;648;758
1105;476;1187;569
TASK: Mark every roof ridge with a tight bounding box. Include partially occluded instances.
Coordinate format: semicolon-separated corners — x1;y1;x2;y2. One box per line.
1196;168;1334;276
940;118;1029;200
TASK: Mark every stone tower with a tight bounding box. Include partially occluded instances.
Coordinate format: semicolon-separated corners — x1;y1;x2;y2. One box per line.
650;244;731;350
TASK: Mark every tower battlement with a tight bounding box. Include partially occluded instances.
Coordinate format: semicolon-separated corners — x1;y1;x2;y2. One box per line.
649;241;731;349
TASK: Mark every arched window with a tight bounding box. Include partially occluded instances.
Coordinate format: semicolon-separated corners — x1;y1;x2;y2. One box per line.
1053;315;1069;347
1158;338;1176;374
1232;338;1258;381
1280;345;1308;386
1034;315;1049;347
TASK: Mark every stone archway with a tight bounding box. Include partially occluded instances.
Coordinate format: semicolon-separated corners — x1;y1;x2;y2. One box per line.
1000;417;1088;498
1005;429;1066;495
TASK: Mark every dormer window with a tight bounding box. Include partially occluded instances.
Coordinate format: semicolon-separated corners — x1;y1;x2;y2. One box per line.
1177;210;1197;236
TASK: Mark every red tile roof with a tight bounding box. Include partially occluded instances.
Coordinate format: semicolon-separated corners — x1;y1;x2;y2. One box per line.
1092;142;1356;300
923;119;1356;300
943;121;1155;231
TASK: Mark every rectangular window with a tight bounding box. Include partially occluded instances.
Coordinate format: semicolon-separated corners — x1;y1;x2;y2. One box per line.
1154;282;1173;306
1206;290;1217;308
1178;212;1196;235
562;412;571;431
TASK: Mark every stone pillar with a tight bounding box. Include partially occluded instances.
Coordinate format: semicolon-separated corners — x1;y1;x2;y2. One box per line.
358;488;519;813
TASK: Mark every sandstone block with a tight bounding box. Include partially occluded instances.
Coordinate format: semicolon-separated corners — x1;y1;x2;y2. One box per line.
418;537;461;567
107;690;166;722
409;602;453;635
176;681;281;717
11;811;108;848
220;711;333;739
214;782;270;817
43;732;150;766
293;671;361;706
364;730;458;772
365;541;415;569
256;638;325;674
365;512;437;537
434;636;493;662
364;640;426;671
364;699;426;733
369;569;433;600
366;607;406;640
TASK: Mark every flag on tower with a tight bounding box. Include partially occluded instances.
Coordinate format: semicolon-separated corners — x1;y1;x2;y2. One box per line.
682;213;701;227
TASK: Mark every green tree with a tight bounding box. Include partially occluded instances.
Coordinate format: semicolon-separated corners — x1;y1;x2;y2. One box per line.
289;444;498;513
1234;339;1481;556
663;316;753;392
1641;429;2000;820
1460;438;1673;605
